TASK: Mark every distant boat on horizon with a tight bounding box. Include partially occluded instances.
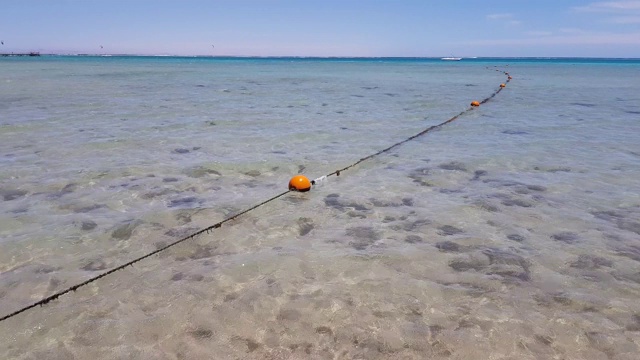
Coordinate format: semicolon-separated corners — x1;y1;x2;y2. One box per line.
441;57;462;61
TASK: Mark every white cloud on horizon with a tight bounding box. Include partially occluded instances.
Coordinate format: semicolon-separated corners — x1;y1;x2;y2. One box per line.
608;15;640;23
486;13;514;20
559;28;589;34
573;1;640;24
574;1;640;12
486;13;521;26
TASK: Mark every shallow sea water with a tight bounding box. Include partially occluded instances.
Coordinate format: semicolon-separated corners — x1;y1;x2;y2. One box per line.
1;56;640;359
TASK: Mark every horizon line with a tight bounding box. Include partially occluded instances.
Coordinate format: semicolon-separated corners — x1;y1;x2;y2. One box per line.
2;53;640;60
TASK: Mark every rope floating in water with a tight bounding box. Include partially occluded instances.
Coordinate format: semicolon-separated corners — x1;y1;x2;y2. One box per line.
0;68;511;323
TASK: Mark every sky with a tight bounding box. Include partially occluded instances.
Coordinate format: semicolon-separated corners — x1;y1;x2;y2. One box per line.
1;0;640;57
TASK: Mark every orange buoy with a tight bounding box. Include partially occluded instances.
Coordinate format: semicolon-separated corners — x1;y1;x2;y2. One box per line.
288;174;311;192
500;83;506;88
471;101;480;107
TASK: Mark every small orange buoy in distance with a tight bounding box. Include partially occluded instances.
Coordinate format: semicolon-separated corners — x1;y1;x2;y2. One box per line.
508;76;512;80
471;101;480;107
289;174;311;192
500;83;506;88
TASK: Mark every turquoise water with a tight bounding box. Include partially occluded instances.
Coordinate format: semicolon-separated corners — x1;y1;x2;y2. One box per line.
1;56;639;359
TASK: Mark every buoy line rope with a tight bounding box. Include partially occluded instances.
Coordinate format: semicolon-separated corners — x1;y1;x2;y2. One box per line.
0;190;291;323
319;67;511;180
0;67;511;323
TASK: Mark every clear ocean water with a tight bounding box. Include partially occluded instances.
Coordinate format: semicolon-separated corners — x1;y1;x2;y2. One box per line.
1;56;639;359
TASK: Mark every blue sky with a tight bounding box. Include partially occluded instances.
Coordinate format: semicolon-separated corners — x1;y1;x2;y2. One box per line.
1;0;640;57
